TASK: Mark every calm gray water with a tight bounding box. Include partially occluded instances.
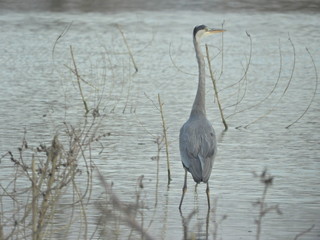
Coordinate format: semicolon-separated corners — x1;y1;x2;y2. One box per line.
1;0;320;12
0;2;319;239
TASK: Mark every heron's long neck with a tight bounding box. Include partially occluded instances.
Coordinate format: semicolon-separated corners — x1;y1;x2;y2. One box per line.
191;37;206;117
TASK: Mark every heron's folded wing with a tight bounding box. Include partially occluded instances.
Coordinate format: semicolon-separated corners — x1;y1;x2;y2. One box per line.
179;129;203;183
198;131;216;182
180;126;216;183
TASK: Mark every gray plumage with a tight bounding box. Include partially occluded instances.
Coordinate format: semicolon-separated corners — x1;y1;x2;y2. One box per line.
179;114;217;183
178;25;224;210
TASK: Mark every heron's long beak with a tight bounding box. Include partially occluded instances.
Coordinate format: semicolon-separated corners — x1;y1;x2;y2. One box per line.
207;28;226;34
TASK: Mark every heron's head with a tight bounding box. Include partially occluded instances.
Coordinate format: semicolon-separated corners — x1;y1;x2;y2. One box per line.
193;25;225;41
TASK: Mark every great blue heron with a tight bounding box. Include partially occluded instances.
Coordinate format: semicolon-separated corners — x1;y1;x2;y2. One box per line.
179;25;224;210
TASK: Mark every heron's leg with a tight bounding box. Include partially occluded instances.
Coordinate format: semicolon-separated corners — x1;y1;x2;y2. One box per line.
206;182;211;209
179;169;188;210
193;182;199;207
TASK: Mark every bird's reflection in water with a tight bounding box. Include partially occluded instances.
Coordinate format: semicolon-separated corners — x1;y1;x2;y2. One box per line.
180;208;211;240
180;197;226;240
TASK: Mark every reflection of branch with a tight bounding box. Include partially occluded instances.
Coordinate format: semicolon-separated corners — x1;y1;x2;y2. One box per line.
211;198;227;240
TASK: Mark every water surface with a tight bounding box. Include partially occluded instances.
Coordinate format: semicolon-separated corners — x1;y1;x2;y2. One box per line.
0;5;319;240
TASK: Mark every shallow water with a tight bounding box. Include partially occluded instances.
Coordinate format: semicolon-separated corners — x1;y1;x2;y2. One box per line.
0;4;319;240
1;0;320;12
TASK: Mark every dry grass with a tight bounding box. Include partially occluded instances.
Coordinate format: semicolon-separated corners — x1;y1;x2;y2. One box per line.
252;169;282;240
0;128;96;239
157;94;172;185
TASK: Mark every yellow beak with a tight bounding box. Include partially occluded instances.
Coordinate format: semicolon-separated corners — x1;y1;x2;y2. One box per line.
207;28;226;34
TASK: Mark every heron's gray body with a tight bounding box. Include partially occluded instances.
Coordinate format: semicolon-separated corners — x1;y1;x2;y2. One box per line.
179;113;216;183
178;25;223;209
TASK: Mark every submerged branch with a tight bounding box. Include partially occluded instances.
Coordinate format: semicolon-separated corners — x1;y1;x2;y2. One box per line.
286;47;318;128
220;31;252;94
293;224;315;240
205;44;228;130
243;35;296;128
229;35;280;121
169;42;196;76
116;24;138;73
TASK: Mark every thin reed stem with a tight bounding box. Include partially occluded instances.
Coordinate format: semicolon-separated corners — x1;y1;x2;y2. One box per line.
117;24;138;73
157;94;172;185
31;154;37;240
70;45;89;115
205;44;228;130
